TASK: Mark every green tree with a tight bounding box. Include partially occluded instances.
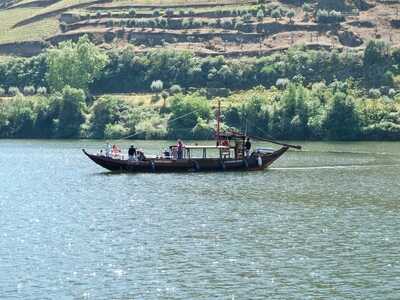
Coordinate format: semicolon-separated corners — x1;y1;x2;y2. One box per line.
46;35;109;93
151;80;163;93
170;84;183;95
168;93;211;138
256;9;264;21
287;9;295;23
271;9;281;22
57;86;86;138
90;95;129;138
322;92;360;140
151;80;164;100
363;40;391;87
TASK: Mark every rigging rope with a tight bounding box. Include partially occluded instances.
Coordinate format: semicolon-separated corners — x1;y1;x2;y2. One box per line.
114;108;202;141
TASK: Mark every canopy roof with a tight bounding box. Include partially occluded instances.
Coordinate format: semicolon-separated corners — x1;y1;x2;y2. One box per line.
170;145;230;150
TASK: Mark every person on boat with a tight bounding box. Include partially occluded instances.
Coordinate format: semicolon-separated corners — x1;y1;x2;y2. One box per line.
177;139;184;159
136;149;145;161
105;143;112;158
163;148;170;159
171;146;177;160
245;138;251;157
128;145;136;160
112;144;121;158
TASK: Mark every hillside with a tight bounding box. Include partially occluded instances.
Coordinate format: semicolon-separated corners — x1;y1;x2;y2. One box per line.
1;0;400;57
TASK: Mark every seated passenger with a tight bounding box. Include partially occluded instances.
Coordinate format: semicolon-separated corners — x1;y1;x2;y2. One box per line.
136;150;145;161
163;149;170;159
171;146;178;160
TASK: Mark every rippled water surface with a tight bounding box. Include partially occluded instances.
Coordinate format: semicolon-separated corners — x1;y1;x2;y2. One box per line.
1;140;400;299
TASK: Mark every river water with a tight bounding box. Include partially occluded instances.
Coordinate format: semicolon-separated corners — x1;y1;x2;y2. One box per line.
0;140;399;299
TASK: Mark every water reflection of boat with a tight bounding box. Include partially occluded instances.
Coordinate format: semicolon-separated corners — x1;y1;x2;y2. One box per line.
83;102;301;173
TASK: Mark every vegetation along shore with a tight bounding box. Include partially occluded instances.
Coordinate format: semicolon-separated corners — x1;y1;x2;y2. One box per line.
1;35;400;140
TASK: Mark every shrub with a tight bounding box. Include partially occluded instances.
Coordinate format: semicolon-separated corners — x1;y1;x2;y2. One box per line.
242;13;252;23
276;78;289;89
153;9;160;17
0;87;5;96
256;9;264;21
128;19;136;27
60;23;67;32
136;19;145;28
182;18;191;28
8;87;20;96
317;9;344;23
37;87;47;95
165;8;174;17
388;88;397;97
128;9;136;17
148;19;156;28
96;11;101;18
369;88;381;99
23;86;35;95
280;7;287;17
208;19;217;27
271;9;281;21
170;84;182;95
287;9;295;22
193;19;202;28
151;80;164;93
235;20;244;30
221;19;233;29
188;9;195;16
104;123;128;139
158;18;167;28
302;3;312;12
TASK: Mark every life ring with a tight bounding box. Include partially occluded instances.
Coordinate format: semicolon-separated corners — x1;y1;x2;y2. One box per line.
257;155;263;167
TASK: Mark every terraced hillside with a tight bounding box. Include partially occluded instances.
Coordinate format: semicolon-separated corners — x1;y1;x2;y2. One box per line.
1;0;400;57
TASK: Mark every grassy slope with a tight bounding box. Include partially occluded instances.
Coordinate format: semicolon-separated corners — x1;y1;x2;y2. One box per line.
0;8;58;43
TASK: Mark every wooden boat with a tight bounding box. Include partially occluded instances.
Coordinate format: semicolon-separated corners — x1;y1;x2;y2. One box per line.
82;145;289;173
83;101;300;173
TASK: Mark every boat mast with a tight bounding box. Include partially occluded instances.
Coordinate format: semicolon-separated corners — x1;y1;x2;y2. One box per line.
216;99;221;146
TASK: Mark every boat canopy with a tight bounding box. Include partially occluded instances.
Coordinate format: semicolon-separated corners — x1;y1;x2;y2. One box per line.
170;145;229;150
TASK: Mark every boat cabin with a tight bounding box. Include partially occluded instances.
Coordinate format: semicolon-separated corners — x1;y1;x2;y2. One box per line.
169;131;247;160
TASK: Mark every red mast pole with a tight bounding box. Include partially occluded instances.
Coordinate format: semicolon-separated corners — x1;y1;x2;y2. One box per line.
216;99;221;146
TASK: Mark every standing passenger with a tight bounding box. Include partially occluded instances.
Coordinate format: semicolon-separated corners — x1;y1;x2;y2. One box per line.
177;139;184;159
105;143;112;158
128;145;136;160
245;138;251;157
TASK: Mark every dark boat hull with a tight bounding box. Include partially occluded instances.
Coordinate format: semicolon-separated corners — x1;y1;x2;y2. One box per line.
83;147;288;173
